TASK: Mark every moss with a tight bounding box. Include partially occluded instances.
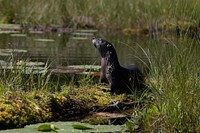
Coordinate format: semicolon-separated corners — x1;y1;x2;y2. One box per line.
67;85;127;107
0;85;128;129
0;92;52;129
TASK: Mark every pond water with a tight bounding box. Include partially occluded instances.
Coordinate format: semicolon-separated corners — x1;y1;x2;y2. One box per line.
0;30;150;68
0;29;184;72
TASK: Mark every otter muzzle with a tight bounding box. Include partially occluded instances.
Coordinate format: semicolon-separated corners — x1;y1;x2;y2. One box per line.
92;38;99;48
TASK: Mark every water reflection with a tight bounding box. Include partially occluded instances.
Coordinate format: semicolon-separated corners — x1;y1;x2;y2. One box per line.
0;31;158;69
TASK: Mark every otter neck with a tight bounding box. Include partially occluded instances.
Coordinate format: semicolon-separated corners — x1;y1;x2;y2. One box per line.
104;50;120;68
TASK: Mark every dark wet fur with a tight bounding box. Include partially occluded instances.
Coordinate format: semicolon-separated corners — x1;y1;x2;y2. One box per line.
92;38;146;94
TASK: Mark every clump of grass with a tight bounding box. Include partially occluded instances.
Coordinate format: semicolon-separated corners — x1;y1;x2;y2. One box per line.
0;60;129;129
0;61;51;92
142;38;200;132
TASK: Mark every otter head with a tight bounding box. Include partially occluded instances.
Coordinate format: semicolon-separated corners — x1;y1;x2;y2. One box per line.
92;38;113;57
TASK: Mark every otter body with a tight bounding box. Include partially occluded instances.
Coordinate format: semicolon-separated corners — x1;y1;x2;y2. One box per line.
92;38;145;94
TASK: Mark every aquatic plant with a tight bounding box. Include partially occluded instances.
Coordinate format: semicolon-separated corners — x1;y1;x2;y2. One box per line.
0;121;126;133
132;37;200;132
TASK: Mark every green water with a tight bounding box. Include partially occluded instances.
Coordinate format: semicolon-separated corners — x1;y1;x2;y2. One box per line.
0;30;198;72
0;31;151;69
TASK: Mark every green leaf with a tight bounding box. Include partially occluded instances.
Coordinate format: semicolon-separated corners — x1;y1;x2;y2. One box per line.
37;124;58;132
72;124;93;130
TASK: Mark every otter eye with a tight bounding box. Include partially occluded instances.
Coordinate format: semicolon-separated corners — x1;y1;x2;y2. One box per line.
98;38;103;43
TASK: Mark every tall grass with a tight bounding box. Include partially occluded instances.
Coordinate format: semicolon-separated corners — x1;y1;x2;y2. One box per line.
143;37;200;132
0;62;54;93
0;0;200;28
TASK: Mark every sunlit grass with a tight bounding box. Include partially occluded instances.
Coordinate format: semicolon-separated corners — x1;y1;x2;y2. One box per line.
0;0;200;29
142;38;200;132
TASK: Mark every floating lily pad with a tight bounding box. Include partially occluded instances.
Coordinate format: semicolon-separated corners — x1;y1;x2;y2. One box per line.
0;49;27;56
71;37;89;40
0;122;126;133
1;65;46;74
29;31;44;34
16;61;45;66
71;32;94;36
0;52;12;56
34;38;55;42
76;71;99;76
0;30;19;34
10;34;27;37
68;65;101;71
23;68;46;74
76;29;98;33
0;24;21;30
0;49;27;53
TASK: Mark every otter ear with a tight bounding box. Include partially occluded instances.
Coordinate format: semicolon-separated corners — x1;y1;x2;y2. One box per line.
107;44;112;47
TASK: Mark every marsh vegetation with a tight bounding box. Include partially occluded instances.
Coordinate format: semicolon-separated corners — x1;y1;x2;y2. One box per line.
0;0;200;132
0;0;200;30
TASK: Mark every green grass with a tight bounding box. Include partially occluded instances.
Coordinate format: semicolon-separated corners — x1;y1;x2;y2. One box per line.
0;60;128;130
139;37;200;132
0;37;199;132
0;0;200;131
0;0;200;29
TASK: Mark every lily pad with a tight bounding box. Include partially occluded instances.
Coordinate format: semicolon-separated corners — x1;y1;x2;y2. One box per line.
10;34;27;37
34;38;55;42
1;65;46;74
68;65;101;71
0;49;27;57
71;32;94;36
29;31;44;34
0;30;19;34
16;61;45;66
71;37;89;40
75;29;98;33
0;122;126;133
0;24;21;30
0;49;27;53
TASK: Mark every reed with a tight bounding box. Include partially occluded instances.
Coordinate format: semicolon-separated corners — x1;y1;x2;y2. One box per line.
0;0;200;29
143;37;200;132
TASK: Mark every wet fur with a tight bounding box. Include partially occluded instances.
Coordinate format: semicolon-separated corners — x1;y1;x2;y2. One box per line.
92;38;145;94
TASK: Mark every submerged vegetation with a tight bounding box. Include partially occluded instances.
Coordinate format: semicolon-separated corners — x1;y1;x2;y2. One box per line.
0;0;200;132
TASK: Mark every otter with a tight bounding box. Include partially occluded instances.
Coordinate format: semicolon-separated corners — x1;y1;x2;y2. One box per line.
92;38;145;94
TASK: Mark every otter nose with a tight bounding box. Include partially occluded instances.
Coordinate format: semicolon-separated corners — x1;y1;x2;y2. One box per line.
92;37;97;44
